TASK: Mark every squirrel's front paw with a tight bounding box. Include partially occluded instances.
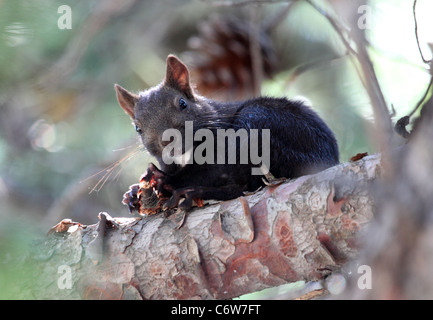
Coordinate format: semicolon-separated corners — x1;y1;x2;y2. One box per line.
163;187;205;212
122;180;163;215
122;164;170;216
122;184;141;213
143;163;174;196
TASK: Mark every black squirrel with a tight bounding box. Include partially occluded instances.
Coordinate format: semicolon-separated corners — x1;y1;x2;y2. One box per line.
115;55;339;213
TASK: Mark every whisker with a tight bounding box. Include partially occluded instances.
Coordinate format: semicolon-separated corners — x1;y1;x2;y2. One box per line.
81;145;141;194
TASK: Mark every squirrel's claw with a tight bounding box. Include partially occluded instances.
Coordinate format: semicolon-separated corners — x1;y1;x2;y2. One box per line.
122;184;141;213
162;188;196;211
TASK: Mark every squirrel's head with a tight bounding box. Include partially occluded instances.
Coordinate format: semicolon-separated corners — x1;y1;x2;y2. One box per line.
115;55;212;160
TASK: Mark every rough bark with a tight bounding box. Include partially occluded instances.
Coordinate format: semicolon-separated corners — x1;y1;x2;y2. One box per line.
24;154;381;300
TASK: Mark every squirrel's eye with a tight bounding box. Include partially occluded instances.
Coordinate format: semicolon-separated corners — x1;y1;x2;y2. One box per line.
135;124;143;134
179;98;188;110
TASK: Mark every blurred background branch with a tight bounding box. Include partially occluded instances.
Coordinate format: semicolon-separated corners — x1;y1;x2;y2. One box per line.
413;0;432;65
37;0;138;91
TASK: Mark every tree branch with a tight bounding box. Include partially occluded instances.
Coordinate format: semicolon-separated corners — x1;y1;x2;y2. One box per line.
25;155;381;300
413;0;432;65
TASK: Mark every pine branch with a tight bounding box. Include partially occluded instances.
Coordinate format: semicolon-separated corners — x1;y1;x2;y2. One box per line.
24;154;381;299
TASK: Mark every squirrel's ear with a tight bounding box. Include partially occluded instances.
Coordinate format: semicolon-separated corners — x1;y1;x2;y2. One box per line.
164;55;194;99
114;84;139;119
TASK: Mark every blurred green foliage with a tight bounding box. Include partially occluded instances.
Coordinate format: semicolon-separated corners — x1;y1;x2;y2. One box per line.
0;0;431;299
